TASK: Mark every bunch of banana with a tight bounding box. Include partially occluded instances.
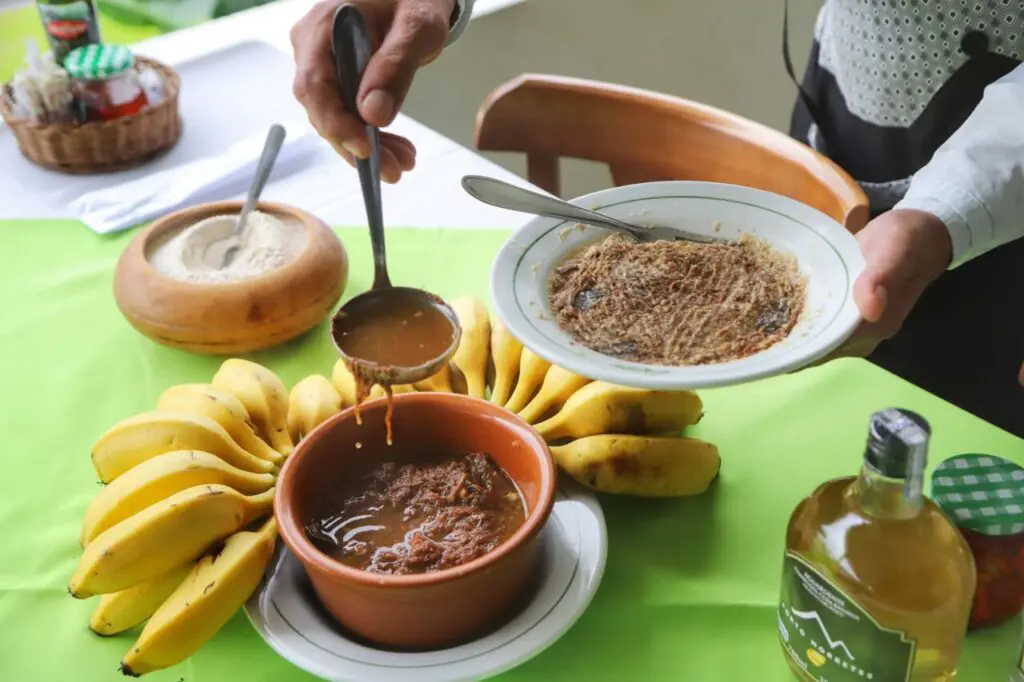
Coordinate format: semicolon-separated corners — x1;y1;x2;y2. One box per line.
440;295;721;498
73;359;302;676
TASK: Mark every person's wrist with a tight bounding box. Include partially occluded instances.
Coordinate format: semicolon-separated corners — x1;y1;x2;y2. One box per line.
887;208;953;280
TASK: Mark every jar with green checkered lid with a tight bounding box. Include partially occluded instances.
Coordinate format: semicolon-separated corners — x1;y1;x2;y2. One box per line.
63;44;148;122
933;454;1024;630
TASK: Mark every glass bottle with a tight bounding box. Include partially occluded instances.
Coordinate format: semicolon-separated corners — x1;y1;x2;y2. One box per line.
35;0;102;66
778;408;976;682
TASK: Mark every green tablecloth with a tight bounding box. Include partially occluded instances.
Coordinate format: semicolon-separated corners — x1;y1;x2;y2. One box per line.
0;220;1021;681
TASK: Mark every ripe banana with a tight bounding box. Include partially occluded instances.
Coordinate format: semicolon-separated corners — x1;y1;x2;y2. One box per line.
69;485;274;598
89;564;192;636
156;384;283;463
413;362;455;393
518;365;591;424
288;374;343;442
534;382;703;441
551;434;720;497
504;348;551;413
211;359;294;456
81;450;275;546
331;359;415;404
91;411;274;483
450;296;490;399
488;317;523;406
120;518;278;676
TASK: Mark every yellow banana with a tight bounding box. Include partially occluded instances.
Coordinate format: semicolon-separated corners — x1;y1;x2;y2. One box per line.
91;411;274;483
120;518;278;676
488;317;523;406
155;384;283;463
518;365;591;424
81;450;275;546
413;362;455;393
504;348;551;413
89;563;192;636
211;359;294;456
331;359;414;404
288;374;343;442
450;296;490;399
534;382;703;441
450;363;469;394
551;434;720;497
68;485;274;598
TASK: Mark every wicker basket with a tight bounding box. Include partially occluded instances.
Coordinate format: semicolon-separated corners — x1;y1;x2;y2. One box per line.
0;56;182;174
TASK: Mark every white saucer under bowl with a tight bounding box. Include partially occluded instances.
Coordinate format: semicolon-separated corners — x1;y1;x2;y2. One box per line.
246;479;608;682
490;181;866;390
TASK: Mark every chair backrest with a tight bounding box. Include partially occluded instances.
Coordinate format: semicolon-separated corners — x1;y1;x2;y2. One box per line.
475;74;870;233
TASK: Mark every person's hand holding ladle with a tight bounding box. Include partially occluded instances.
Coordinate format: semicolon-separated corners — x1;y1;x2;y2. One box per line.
328;4;461;423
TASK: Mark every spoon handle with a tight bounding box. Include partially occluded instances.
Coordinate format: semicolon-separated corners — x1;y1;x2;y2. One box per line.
331;4;390;288
237;123;286;235
461;175;641;240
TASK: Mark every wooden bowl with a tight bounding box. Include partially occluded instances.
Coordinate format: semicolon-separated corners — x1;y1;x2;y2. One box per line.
114;201;347;354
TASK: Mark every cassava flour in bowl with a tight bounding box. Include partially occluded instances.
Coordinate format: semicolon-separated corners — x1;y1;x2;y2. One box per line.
148;211;308;284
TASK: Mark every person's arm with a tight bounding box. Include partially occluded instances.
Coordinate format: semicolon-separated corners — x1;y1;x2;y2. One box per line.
895;62;1024;267
447;0;475;44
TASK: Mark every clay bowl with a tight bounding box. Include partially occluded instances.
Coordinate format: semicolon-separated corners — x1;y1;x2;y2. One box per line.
114;200;347;355
275;392;557;650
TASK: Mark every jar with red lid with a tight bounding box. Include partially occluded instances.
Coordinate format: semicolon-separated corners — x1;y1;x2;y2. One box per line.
63;43;147;122
932;453;1024;630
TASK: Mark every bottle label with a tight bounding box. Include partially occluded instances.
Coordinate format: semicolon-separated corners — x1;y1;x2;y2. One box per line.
37;1;100;62
778;552;915;682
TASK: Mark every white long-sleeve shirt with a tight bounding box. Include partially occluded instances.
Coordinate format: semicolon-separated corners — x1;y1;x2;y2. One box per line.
895;62;1024;268
448;0;475;45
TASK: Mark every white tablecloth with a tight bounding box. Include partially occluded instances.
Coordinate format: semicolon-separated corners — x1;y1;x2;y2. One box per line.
0;0;533;230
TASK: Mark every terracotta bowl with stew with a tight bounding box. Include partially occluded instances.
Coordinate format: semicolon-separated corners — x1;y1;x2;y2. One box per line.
275;392;557;651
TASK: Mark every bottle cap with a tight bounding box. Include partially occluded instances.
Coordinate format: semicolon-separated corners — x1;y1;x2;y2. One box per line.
931;454;1024;537
63;44;135;80
863;407;930;479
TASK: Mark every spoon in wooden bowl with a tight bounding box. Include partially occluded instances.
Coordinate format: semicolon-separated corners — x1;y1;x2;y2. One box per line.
217;123;287;268
328;4;461;401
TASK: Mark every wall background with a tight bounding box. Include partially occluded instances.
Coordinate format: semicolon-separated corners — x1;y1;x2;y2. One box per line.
404;0;820;198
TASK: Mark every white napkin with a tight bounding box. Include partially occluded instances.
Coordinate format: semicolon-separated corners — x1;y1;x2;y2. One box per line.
71;121;320;234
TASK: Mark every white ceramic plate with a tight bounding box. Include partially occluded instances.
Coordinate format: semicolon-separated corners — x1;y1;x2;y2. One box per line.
490;181;866;390
245;480;607;682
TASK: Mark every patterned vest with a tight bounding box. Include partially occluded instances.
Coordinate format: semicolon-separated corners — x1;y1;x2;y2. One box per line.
789;0;1023;209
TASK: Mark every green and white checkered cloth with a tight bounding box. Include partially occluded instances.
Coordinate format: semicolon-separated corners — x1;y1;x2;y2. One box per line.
932;454;1024;537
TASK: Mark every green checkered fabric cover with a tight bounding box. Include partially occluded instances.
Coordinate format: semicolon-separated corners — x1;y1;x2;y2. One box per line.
63;44;135;80
932;454;1024;537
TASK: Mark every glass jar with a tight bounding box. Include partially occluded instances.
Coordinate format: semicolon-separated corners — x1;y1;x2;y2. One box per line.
932;454;1024;630
63;43;148;122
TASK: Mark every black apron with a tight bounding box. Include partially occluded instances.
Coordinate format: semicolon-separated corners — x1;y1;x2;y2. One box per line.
784;1;1024;438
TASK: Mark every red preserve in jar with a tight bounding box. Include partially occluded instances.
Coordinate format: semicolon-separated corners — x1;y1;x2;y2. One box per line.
932;454;1024;630
63;43;147;122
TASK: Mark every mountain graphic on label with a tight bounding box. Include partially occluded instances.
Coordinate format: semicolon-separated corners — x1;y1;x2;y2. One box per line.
791;608;856;660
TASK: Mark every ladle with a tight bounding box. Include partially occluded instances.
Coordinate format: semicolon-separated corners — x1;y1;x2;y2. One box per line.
328;4;460;389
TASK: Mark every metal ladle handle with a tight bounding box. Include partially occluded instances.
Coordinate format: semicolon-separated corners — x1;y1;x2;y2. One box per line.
331;4;390;289
460;175;643;241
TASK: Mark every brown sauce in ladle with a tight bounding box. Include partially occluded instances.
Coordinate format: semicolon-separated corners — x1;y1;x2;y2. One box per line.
331;287;460;444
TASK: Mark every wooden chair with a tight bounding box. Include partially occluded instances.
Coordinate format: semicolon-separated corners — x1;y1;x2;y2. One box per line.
474;74;870;233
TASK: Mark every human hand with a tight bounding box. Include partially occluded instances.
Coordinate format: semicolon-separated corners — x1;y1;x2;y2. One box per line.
825;209;952;361
291;0;455;182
